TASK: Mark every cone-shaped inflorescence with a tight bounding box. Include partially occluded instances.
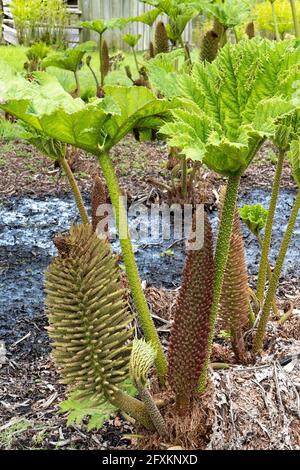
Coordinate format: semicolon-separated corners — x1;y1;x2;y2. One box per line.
91;175;108;235
154;21;169;55
102;39;110;79
200;30;220;63
218;188;250;363
45;224;133;404
168;212;214;412
246;21;255;39
149;41;155;58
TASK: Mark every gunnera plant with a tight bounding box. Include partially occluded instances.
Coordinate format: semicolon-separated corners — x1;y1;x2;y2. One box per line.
81;18;130;90
42;41;96;98
123;34;142;75
256;117;299;307
158;39;300;387
254;137;300;352
0;66;176;382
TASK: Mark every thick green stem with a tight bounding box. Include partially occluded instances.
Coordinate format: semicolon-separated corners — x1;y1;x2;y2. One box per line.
248;288;260;324
188;162;200;188
87;63;99;90
132;47;140;75
249;304;256;325
254;191;300;353
219;27;228;48
180;36;192;68
233;28;239;43
211;362;230;370
98;152;167;383
112;389;154;430
181;155;187;197
99;33;104;87
58;157;89;225
0;1;3;44
198;173;241;391
73;71;81;98
256;149;285;303
136;382;168;437
290;0;300;38
257;234;280;317
271;1;281;41
277;301;293;325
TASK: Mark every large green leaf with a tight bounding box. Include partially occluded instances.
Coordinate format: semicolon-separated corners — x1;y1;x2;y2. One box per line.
60;378;137;431
42;42;96;73
81;18;131;35
160;40;300;176
147;50;187;98
205;0;253;29
0;73;119;153
239;203;268;236
20;126;67;160
132;8;161;26
141;0;205;41
123;33;142;48
0;68;175;155
102;85;175;149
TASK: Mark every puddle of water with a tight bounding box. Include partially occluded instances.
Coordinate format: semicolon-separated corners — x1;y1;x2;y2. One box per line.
0;188;299;349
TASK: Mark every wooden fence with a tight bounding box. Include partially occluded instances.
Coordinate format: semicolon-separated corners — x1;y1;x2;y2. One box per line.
2;0;82;46
2;0;195;50
80;0;194;51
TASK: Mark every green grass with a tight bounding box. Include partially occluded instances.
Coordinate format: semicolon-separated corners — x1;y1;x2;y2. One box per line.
0;119;25;142
0;141;15;158
0;140;29;156
266;148;278;165
0;418;31;449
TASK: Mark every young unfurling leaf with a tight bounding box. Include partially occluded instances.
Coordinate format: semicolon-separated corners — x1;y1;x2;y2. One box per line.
240;204;268;236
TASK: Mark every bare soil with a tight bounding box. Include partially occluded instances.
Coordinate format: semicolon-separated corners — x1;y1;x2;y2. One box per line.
0;138;297;202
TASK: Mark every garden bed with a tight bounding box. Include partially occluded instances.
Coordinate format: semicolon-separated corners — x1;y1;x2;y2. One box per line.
0;138;299;450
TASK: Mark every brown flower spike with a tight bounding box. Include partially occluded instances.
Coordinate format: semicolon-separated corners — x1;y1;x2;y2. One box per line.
154;21;169;56
168;213;214;412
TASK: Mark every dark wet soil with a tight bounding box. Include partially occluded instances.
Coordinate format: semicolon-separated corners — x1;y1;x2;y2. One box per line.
0;187;299;357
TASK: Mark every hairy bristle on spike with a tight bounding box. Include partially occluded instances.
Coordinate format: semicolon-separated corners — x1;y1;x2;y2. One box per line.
168;213;214;412
45;224;133;404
